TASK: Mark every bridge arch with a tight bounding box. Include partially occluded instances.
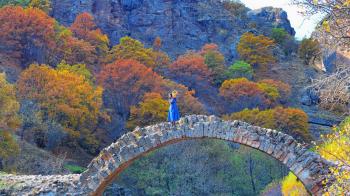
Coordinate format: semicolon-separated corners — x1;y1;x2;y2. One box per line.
79;115;334;196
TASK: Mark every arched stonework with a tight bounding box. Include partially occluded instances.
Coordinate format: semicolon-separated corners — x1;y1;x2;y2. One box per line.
79;115;335;196
0;115;337;196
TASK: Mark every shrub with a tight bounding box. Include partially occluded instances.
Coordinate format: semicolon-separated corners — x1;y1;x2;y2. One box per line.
237;32;276;68
0;73;20;160
298;38;320;65
201;44;227;85
271;28;288;45
258;79;291;104
226;60;254;79
281;172;308;196
315;117;350;194
127;92;169;130
64;164;86;174
219;78;287;109
224;107;311;142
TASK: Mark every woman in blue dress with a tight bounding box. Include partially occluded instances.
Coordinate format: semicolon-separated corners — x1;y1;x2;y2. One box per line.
168;90;180;126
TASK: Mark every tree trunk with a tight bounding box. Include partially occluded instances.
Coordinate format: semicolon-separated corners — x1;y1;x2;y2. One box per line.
248;153;256;194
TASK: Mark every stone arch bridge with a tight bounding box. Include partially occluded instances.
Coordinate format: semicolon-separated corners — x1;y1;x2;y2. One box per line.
0;115;337;195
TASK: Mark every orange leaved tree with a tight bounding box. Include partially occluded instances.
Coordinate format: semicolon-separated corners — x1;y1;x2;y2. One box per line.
17;64;104;152
70;12;109;64
0;6;56;66
127;92;169;130
169;52;212;82
237;32;276;68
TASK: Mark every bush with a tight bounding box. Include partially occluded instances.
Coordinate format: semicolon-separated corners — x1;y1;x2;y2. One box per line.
271;28;288;45
224;107;311;142
127;92;169;130
258;79;291;104
298;38;320;65
219;78;289;109
237;32;276;68
281;172;308;196
64;164;86;174
226;60;254;79
201;44;227;85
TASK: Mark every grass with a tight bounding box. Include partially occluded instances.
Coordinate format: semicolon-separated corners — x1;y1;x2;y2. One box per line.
64;164;86;174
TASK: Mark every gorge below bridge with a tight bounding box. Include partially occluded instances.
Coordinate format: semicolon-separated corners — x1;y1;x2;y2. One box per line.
0;115;339;196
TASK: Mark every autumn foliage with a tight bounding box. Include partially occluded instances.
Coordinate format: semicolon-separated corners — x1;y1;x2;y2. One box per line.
237;32;276;68
315;117;350;194
127;92;169;130
0;73;20;159
200;44;227;85
0;6;56;65
70;12;109;62
258;79;291;103
98;59;162;107
17;64;104;150
219;78;291;108
108;36;170;70
281;172;308;196
169;52;211;81
224;107;311;142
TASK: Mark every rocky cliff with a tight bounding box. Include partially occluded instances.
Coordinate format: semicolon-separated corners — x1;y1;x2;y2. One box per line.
51;0;295;61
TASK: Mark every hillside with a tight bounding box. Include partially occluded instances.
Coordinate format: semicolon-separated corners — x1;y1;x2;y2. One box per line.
0;0;348;195
52;0;295;61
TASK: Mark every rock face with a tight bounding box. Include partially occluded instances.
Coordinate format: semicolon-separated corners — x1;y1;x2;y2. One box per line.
51;0;295;60
0;115;337;196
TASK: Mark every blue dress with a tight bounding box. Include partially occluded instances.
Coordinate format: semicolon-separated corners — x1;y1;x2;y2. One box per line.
168;98;180;122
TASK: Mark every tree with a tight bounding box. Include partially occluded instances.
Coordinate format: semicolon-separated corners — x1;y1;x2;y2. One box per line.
258;79;291;104
293;0;350;46
98;59;162;109
200;44;227;85
315;117;350;194
281;172;308;196
219;78;279;108
28;0;50;13
298;38;320;65
169;52;211;81
0;0;51;13
0;6;56;66
0;73;20;163
226;60;254;79
107;36;170;70
127;92;169;130
237;32;276;68
53;24;96;69
0;0;30;7
70;12;109;63
270;28;289;45
160;79;206;115
56;61;93;83
17;64;104;152
309;66;349;115
224;107;311;142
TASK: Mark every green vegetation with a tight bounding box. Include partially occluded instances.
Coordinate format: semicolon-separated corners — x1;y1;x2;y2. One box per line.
271;28;289;45
226;60;254;79
0;0;50;12
64;164;86;174
113;140;289;195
